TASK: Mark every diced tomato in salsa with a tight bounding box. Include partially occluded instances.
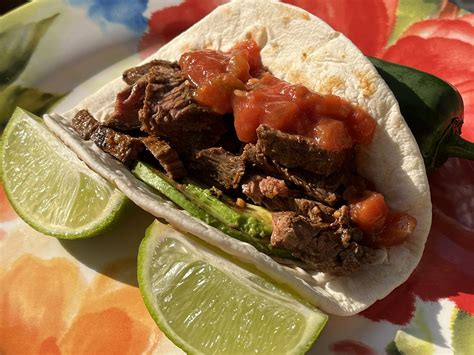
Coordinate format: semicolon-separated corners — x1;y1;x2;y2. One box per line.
179;40;262;114
231;40;262;77
348;189;416;247
233;75;357;150
379;212;417;247
349;191;389;236
312;118;353;151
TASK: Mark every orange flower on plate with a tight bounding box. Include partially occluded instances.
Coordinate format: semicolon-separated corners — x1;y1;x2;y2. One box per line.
0;185;17;223
0;255;161;354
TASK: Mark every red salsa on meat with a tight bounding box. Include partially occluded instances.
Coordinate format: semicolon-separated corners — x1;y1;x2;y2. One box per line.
180;40;375;149
180;40;415;248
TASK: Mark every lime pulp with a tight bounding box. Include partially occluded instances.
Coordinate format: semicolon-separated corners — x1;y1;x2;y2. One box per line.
138;221;328;354
0;108;126;238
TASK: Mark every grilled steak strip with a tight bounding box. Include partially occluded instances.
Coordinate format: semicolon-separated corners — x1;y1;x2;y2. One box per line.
188;147;245;190
72;109;100;140
243;144;340;206
105;61;187;132
141;136;186;179
256;125;351;176
140;79;226;154
90;126;144;164
122;60;180;85
104;80;148;131
242;174;301;211
271;207;375;275
293;198;336;223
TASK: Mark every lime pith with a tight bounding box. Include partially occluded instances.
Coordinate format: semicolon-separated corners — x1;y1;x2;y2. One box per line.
0;108;127;238
138;221;327;354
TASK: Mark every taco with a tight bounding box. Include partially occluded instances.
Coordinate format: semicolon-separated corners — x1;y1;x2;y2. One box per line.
44;0;431;316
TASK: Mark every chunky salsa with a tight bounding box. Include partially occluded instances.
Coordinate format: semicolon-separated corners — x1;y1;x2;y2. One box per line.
346;189;417;247
179;40;415;248
180;40;375;150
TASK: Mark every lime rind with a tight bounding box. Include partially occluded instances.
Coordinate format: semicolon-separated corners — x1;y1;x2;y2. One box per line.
138;221;328;354
0;108;127;239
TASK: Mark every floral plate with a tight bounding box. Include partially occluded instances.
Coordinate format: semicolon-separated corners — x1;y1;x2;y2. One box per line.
1;1;473;354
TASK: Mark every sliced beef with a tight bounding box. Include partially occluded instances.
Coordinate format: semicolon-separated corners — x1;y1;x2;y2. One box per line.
90;126;144;163
256;125;351;176
242;175;298;211
188;147;245;189
243;144;341;206
122;60;180;85
105;60;187;132
271;207;375;275
293;198;336;223
104;79;147;131
141;136;186;179
72;109;100;140
139;79;226;154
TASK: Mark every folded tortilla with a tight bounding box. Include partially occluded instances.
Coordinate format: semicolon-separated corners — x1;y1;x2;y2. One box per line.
44;0;432;315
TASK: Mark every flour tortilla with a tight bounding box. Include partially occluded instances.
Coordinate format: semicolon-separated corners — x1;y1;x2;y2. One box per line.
44;0;431;315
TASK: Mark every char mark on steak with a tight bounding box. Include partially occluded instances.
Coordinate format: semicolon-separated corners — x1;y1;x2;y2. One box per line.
122;60;180;85
139;79;226;154
73;109;144;164
242;174;300;211
256;125;351;176
293;198;336;223
243;144;341;206
141;136;186;179
72;109;100;140
105;61;187;132
188;147;245;190
271;207;375;275
90;126;144;164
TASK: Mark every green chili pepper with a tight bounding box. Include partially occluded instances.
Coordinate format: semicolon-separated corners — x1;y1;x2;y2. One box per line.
369;57;474;173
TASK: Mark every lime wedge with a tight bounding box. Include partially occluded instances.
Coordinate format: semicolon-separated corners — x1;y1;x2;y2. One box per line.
0;108;126;238
138;221;328;354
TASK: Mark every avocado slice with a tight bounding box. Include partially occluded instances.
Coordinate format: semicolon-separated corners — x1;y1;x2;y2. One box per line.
132;161;293;259
180;178;272;238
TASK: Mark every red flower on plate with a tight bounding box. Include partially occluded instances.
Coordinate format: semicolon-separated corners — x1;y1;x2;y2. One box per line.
330;340;377;355
382;14;474;141
139;0;227;57
283;0;397;57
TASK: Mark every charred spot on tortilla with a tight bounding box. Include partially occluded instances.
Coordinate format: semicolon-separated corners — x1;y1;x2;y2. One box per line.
355;70;376;98
320;76;346;94
70;39;418;277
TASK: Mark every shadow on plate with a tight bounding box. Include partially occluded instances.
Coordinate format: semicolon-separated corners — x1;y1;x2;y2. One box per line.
59;202;155;287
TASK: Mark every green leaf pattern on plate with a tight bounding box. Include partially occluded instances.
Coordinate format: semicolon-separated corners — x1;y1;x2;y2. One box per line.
389;0;442;45
0;13;67;130
0;14;58;87
0;86;65;128
451;308;474;355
